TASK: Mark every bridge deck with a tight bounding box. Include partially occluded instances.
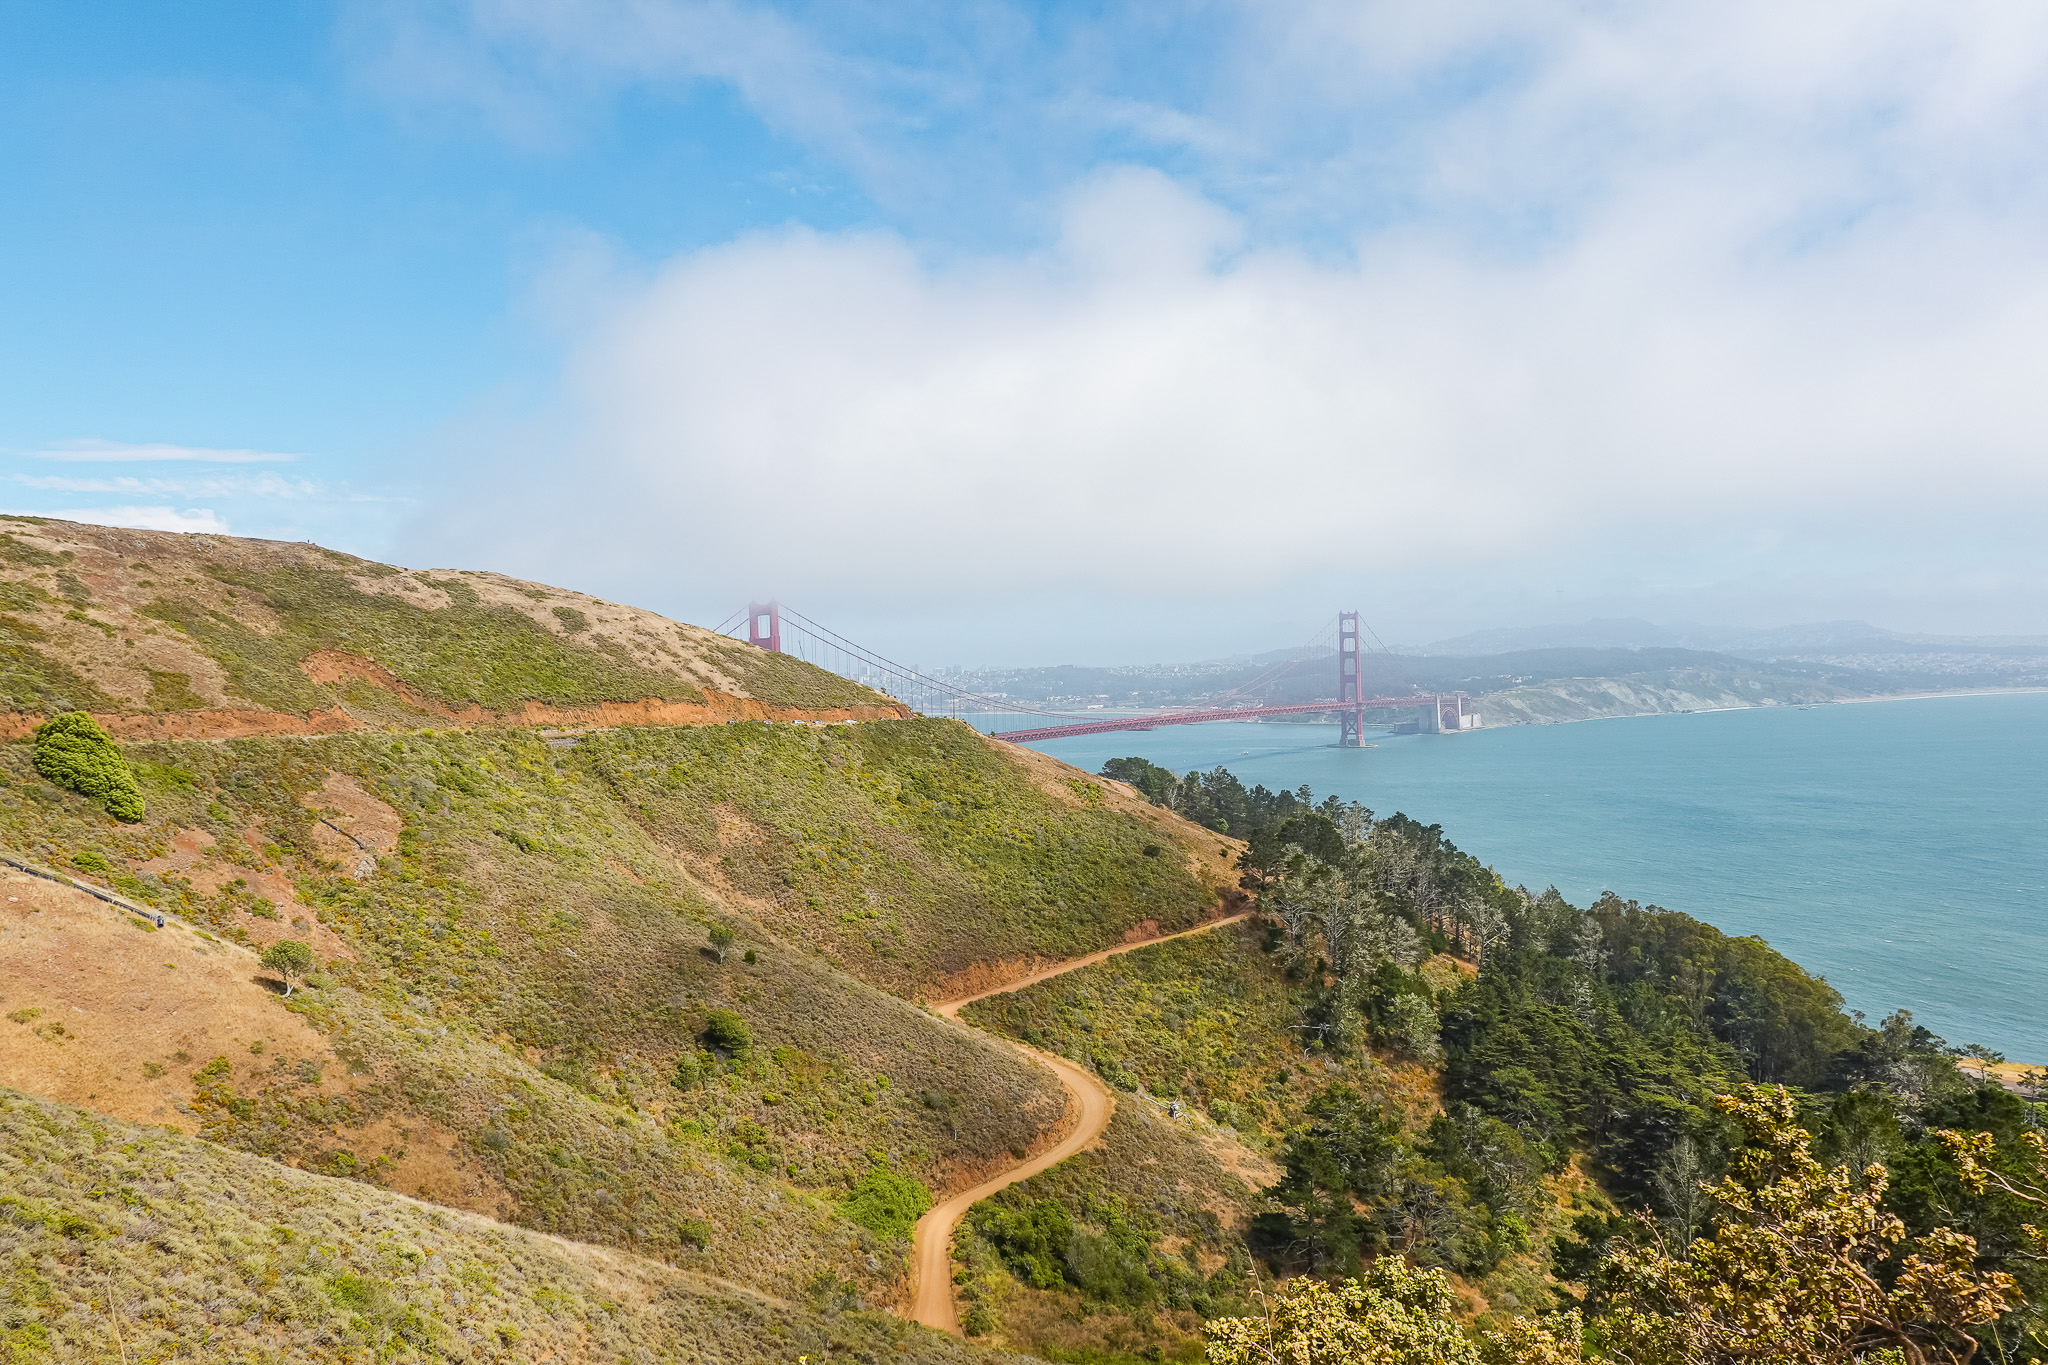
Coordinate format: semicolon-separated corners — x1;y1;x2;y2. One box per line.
990;696;1453;744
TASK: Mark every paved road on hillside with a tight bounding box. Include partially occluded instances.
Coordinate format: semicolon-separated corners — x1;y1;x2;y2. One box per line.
908;912;1254;1335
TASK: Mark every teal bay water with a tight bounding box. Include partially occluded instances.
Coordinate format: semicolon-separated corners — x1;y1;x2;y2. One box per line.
996;693;2048;1060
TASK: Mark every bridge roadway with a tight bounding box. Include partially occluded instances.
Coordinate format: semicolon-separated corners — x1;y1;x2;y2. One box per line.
990;695;1457;744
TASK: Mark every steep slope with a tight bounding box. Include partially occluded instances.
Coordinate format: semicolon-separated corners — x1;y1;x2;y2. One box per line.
914;914;1254;1334
0;725;1082;1305
0;1087;1014;1365
0;520;1249;1349
950;919;1421;1356
0;516;898;737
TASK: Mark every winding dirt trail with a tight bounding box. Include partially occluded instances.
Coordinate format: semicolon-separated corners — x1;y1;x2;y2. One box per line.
909;912;1253;1334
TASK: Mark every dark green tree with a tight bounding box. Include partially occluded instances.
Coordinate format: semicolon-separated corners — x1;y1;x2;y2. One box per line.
32;711;144;821
701;1008;751;1056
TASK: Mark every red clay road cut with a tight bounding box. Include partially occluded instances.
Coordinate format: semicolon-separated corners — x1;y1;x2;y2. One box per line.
909;912;1254;1334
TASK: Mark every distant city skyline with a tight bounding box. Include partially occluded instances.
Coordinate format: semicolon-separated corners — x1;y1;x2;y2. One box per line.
6;2;2048;662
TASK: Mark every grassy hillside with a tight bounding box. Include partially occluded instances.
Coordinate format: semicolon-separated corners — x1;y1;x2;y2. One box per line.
0;1087;1016;1365
0;517;887;727
961;920;1446;1143
577;719;1236;993
0;644;1236;1332
0;723;1105;1300
0;523;1410;1362
952;922;1495;1356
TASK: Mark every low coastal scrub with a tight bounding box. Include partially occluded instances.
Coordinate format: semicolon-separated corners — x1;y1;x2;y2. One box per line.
959;919;1429;1144
0;1088;1009;1365
956;1101;1264;1355
141;563;704;714
841;1169;933;1240
0;720;1157;1302
577;718;1230;992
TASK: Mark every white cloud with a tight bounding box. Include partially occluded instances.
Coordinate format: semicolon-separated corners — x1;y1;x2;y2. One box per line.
0;449;406;563
7;472;362;500
404;1;2048;648
30;507;231;535
424;151;2048;634
346;0;869;165
28;440;301;464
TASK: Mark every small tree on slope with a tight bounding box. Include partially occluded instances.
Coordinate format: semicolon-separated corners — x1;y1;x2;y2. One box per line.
261;940;315;997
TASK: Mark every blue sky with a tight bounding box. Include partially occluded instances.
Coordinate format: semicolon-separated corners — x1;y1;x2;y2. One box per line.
6;2;2048;661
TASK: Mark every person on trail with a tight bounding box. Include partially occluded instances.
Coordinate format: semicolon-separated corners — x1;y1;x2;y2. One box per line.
154;913;164;928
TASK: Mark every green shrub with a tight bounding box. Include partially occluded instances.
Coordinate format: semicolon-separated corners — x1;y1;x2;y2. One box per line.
131;759;197;787
70;849;110;875
973;1197;1073;1289
839;1169;932;1241
327;1272;393;1315
701;1009;751;1056
677;1216;713;1250
32;712;144;821
1093;1053;1139;1091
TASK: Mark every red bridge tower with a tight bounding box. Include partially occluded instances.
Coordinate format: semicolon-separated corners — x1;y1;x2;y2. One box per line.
747;601;782;652
1337;610;1367;747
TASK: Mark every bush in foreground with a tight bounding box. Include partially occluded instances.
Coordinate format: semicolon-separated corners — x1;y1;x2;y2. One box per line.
1205;1259;1579;1365
1207;1086;2023;1365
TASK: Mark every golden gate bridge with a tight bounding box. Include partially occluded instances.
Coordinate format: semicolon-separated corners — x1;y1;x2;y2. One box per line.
711;602;1475;748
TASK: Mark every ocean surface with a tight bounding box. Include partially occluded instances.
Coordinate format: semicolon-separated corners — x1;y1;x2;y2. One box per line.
989;693;2048;1060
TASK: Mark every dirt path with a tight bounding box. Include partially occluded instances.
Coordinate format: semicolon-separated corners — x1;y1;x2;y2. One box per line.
909;911;1253;1334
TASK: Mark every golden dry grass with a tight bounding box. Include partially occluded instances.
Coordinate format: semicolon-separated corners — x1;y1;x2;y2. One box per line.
0;1087;1022;1364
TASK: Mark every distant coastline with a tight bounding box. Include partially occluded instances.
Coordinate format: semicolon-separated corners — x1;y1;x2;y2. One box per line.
1497;684;2048;728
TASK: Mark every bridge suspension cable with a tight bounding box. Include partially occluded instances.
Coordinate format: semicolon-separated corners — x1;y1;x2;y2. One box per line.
1206;615;1341;704
726;602;1099;723
718;602;1451;746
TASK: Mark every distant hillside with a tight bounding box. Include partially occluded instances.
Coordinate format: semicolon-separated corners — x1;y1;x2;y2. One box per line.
955;631;2048;728
1413;618;2048;707
1464;667;1853;724
0;516;898;737
1410;617;1684;654
955;646;1882;725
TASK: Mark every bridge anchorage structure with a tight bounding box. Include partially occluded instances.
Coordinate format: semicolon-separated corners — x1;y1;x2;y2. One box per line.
714;603;1474;747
